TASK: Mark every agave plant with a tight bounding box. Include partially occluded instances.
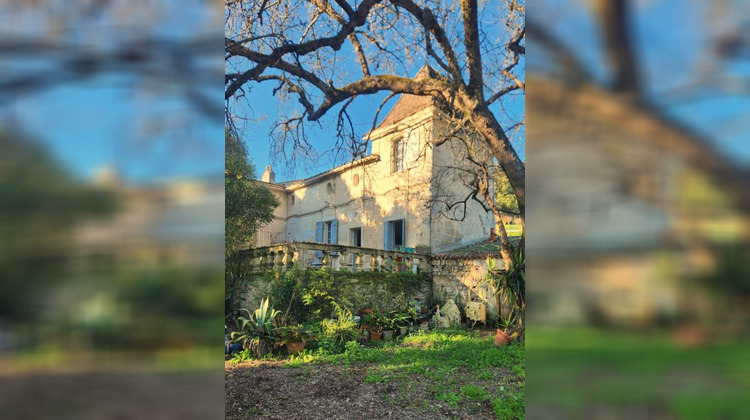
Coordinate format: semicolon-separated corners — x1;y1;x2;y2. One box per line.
231;297;281;357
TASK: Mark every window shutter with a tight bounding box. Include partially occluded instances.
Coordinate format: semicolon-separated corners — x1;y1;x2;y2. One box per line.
315;222;324;261
315;222;324;243
330;219;338;244
400;219;406;247
384;222;391;250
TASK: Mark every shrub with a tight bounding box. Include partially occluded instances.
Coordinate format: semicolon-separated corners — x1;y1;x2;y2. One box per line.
319;308;360;352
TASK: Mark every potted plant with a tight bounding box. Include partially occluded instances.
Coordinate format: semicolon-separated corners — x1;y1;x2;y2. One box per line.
495;313;520;347
398;308;417;336
278;324;316;355
369;324;383;341
360;311;377;332
230;297;280;358
368;310;385;341
381;313;397;341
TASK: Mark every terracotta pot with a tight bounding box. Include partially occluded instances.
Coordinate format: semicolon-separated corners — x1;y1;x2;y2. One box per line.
495;329;511;347
285;341;306;355
370;330;383;341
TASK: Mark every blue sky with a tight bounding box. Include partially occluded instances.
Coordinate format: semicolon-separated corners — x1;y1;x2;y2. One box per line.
0;1;223;186
10;0;747;187
235;65;525;183
530;0;750;165
10;75;223;184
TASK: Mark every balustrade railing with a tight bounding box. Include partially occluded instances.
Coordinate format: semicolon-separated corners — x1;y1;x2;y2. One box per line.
237;241;431;273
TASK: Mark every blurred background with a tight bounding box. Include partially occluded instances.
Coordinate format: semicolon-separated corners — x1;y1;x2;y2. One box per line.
0;1;224;418
527;0;750;418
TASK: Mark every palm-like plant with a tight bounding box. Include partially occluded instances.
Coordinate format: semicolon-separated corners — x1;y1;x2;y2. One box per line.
231;297;281;357
488;248;525;333
320;308;359;350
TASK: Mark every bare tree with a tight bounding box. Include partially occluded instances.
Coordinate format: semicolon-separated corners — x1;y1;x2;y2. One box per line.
1;1;221;119
225;0;526;237
429;121;522;261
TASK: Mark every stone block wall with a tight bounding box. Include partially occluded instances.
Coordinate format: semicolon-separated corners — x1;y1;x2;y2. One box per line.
431;257;502;321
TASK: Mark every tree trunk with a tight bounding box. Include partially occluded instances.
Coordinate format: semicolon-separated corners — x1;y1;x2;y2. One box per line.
478;173;515;268
461;97;526;230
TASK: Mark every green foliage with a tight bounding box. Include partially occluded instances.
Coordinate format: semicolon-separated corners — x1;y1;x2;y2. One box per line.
277;324;316;344
225;129;278;254
461;385;490;402
231;297;281;357
228;348;253;364
488;249;525;332
380;310;411;331
268;268;307;322
249;268;430;322
436;392;462;407
0;130;119;322
224;130;278;321
494;170;520;216
695;246;750;295
319;308;360;352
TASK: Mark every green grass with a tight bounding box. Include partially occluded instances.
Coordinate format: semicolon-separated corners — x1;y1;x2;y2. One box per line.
527;326;750;418
282;329;525;419
504;224;523;236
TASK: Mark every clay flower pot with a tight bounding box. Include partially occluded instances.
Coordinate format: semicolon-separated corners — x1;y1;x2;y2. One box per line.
370;330;383;341
495;329;511;347
285;341;306;355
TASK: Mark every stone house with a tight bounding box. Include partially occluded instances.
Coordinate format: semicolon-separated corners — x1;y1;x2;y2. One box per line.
253;76;495;254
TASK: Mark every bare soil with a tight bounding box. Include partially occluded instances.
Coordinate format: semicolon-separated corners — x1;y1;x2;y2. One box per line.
226;359;506;419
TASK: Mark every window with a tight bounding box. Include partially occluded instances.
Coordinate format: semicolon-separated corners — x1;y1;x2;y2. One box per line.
315;220;338;244
353;173;359;187
350;227;362;247
290;195;295;206
392;138;404;173
325;221;333;244
384;219;405;250
392;130;420;173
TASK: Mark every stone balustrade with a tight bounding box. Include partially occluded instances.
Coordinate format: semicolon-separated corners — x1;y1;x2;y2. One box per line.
237;241;431;273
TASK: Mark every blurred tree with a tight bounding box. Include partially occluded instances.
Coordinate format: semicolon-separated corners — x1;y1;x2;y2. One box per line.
0;130;118;324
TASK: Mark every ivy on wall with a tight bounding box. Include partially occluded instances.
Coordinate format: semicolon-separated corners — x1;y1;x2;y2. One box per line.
238;268;431;322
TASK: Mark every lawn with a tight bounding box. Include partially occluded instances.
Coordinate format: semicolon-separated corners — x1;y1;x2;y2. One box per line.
226;329;525;419
526;327;750;419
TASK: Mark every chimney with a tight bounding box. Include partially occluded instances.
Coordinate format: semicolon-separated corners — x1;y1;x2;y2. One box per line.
261;165;275;183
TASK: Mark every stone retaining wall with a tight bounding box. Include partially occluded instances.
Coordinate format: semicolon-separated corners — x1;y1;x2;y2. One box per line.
430;256;505;321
